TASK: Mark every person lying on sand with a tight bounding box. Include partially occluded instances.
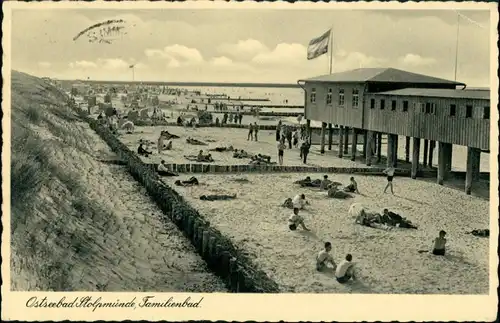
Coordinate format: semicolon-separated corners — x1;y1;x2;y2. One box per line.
209;145;234;152
292;194;309;210
380;209;418;229
316;242;336;271
355;210;390;231
157;160;179;176
327;185;353;199
199;194;237;201
186;137;208;146
288;208;310;231
175;176;199;186
320;175;332;191
294;176;312;185
161;130;180;140
466;229;489;237
233;150;252;159
137;144;152;157
335;254;356;284
344;177;360;193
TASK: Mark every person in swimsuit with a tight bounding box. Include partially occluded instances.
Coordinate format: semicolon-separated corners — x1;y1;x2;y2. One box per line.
432;230;447;256
383;166;395;194
316;242;336;271
277;139;286;165
344;177;359;193
320;175;332;191
335;254;356;283
288;208;310;231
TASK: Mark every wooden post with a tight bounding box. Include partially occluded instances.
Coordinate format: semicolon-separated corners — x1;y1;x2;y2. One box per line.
386;134;394;168
207;236;217;269
405;136;410;162
437;142;452;184
338;126;344;158
393;135;398;167
472;150;481;181
343;127;349;154
221;251;231;279
202;231;210;259
366;130;373;166
328;123;333;150
465;147;481;195
351;129;358;161
306;119;311;144
320;122;326;154
376;132;382;163
428;140;435;168
362;131;368;158
229;257;238;292
411;137;420;179
423;140;429;167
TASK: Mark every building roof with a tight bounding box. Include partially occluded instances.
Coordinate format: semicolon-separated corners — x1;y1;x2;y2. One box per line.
370;88;490;100
298;67;464;86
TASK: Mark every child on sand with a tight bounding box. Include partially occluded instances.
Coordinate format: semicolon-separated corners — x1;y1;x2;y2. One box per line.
316;242;336;271
288;208;310;231
433;230;447;256
383;166;395;194
335;254;356;283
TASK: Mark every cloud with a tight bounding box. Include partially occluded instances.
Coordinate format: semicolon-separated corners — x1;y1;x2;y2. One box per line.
217;39;269;61
97;58;130;70
398;53;437;67
251;43;306;65
145;44;204;67
69;60;98;69
335;51;388;70
38;62;51;68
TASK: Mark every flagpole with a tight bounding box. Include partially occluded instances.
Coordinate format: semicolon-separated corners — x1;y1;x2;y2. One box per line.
329;27;334;74
454;12;460;81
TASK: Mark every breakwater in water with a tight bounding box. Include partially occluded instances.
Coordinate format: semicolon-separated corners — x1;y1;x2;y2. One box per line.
74;110;281;293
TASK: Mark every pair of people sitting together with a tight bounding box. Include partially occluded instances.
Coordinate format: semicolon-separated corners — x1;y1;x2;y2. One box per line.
316;242;357;284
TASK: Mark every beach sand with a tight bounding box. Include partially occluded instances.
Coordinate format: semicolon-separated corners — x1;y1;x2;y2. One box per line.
162;172;489;294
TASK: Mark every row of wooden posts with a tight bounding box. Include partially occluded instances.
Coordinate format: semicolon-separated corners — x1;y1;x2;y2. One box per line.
73;105;280;293
306;120;483;195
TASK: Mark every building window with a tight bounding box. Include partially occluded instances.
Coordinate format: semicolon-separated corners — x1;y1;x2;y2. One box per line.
414;102;425;113
326;88;332;105
352;89;359;108
391;100;397;111
380;99;385;110
370;98;375;109
465;105;473;118
403;101;409;112
310;88;316;103
449;104;456;116
425;102;437;114
483;106;490;120
338;89;345;106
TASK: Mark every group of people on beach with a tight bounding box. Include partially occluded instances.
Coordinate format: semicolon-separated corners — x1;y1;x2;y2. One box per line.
275;121;310;165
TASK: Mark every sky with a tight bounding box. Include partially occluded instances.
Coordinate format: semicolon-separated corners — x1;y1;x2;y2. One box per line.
10;8;492;86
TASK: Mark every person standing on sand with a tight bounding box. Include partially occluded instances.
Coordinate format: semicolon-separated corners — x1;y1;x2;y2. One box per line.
383;166;396;194
253;122;259;141
277;138;286;165
239;113;243;125
276;121;282;142
286;128;293;149
335;254;356;283
247;123;254;141
157;133;164;154
301;141;310;164
316;242;336;271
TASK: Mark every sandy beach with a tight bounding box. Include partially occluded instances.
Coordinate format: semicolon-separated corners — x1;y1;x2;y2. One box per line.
162;172;489;294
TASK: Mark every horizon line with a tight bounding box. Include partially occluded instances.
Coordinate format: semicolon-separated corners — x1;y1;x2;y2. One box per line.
58;79;302;88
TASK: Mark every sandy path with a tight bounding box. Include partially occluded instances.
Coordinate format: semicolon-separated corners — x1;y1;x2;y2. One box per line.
162;173;489;294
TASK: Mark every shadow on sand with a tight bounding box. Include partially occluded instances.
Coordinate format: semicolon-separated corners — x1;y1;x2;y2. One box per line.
318;268;374;293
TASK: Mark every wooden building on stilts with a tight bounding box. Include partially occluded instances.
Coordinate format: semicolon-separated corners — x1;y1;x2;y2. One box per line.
297;67;490;195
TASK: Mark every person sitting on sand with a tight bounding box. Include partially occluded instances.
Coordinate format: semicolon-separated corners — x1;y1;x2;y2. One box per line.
432;230;447;256
137;144;152;157
281;198;294;209
320;175;332;191
327;184;352;199
344;177;359;193
335;254;356;284
175;176;199;186
176;116;183;125
197;150;204;161
355;209;389;230
164;140;173;150
157;160;178;177
316;242;336;271
200;194;237;201
292;194;309;210
288;208;310;231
